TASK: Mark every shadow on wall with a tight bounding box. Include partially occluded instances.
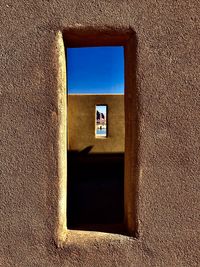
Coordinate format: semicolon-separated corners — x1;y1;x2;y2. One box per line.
67;147;124;234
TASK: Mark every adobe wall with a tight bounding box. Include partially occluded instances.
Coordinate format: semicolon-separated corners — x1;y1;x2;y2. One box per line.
68;94;124;153
0;1;199;266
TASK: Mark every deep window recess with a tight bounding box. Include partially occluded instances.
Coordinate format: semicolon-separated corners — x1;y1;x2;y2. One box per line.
63;29;138;236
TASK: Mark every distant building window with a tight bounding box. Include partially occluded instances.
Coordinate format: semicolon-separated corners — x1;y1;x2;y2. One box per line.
95;105;107;138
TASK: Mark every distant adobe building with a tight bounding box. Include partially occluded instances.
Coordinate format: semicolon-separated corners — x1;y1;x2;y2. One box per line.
0;1;199;266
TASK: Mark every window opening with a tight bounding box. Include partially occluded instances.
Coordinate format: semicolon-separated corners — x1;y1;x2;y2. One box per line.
95;105;107;138
66;46;125;233
61;30;138;237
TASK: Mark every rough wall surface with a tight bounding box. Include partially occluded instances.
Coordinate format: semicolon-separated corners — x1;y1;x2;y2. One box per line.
0;1;199;266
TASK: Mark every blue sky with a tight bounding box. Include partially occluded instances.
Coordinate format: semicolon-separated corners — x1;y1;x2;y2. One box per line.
66;46;124;94
96;105;107;114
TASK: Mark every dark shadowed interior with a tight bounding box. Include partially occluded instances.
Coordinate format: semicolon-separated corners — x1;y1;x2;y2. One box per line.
67;151;125;233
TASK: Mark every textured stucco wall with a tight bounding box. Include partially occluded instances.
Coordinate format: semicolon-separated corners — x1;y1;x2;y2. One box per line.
0;1;200;266
68;94;124;153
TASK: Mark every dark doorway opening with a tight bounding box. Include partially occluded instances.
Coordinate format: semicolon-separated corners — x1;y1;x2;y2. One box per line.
67;152;124;233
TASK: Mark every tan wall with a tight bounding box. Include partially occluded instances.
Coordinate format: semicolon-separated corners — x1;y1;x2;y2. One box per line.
68;94;124;153
1;1;200;267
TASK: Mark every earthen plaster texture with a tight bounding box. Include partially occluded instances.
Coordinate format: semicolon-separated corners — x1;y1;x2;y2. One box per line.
0;1;200;266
